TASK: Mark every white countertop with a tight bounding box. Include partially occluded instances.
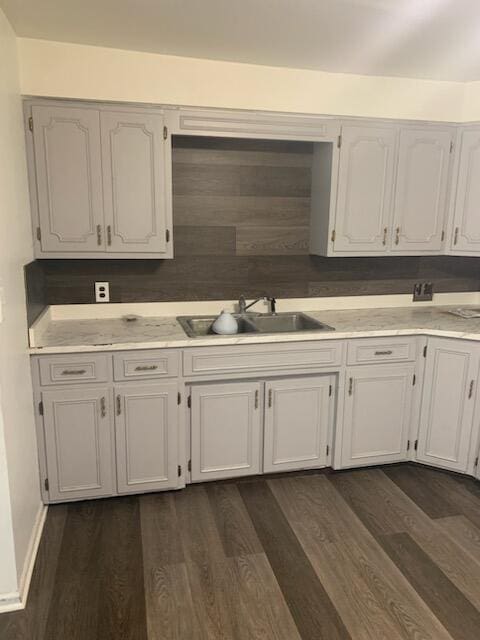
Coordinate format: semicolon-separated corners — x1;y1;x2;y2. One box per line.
29;303;480;354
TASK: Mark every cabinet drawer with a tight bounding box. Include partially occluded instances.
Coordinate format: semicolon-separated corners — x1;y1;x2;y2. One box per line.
38;354;110;386
347;338;417;365
184;341;343;377
113;350;179;381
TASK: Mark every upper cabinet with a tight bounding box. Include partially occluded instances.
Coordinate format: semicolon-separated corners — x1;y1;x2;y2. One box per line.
391;128;452;253
449;128;480;255
312;123;455;256
27;103;173;259
333;125;397;253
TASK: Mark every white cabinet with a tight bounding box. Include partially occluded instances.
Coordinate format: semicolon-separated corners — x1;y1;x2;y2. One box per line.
450;128;480;254
340;364;415;468
417;338;479;472
333;125;397;253
391;128;452;253
101;112;169;254
263;375;333;473
115;382;179;493
29;103;173;258
32;105;105;253
190;381;262;482
41;386;114;501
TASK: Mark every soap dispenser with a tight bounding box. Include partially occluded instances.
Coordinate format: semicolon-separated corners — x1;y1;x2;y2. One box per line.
212;310;238;335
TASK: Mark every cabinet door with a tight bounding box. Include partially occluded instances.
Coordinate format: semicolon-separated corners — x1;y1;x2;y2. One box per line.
101;111;169;254
341;365;414;468
190;381;262;482
451;129;480;253
42;387;113;501
392;128;452;253
417;338;479;472
264;375;333;473
334;125;396;253
115;382;178;493
32;105;105;253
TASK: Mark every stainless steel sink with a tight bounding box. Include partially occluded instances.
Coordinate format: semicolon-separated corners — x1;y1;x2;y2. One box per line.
177;312;334;338
177;314;258;337
249;312;334;333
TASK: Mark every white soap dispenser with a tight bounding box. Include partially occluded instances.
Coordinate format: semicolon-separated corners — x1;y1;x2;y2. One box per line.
212;310;238;335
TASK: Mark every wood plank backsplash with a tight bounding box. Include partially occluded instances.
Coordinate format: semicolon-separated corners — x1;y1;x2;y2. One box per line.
26;136;480;310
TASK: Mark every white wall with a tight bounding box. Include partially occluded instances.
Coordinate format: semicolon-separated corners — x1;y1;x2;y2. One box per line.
0;8;41;604
18;37;466;122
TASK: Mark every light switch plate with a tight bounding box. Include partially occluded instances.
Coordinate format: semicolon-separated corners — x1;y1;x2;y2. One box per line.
95;281;110;303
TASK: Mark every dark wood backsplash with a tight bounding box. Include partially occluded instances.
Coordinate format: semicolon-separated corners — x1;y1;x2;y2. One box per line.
25;136;480;314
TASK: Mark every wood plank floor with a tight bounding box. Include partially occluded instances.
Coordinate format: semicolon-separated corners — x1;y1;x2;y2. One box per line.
1;464;480;640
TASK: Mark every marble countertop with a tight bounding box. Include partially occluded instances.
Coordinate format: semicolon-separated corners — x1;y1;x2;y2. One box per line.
29;305;480;354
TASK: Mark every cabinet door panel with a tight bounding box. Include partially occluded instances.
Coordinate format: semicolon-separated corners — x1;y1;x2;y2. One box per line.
115;382;178;493
451;129;480;253
32;105;104;252
264;376;332;473
334;125;396;253
341;365;414;467
101;112;168;254
191;381;262;482
417;339;478;472
42;387;113;501
392;129;451;252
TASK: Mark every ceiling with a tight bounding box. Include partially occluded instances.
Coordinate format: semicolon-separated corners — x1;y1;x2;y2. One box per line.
2;0;480;82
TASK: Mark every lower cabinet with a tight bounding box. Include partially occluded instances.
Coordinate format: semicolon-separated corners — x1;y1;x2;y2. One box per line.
263;375;333;473
114;382;179;493
42;386;114;501
341;364;415;468
190;380;263;482
416;338;479;472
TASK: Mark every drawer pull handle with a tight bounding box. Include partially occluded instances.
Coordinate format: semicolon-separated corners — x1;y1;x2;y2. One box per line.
268;388;273;408
116;394;122;416
255;389;259;409
468;379;475;399
100;396;106;418
96;224;102;246
348;377;353;395
374;350;393;356
61;369;87;375
107;225;112;246
382;227;388;245
454;227;459;245
395;227;400;245
134;365;158;371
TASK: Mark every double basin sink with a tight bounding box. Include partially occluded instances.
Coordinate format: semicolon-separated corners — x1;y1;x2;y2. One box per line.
177;312;335;338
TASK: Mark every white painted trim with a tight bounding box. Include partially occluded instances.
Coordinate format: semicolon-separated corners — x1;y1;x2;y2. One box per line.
0;504;47;613
44;292;480;322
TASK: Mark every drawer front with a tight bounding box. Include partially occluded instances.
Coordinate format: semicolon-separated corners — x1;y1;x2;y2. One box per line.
38;354;110;386
113;350;180;381
184;341;343;377
347;338;417;365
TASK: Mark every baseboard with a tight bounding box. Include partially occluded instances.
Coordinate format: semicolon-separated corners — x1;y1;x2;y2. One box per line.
0;503;47;614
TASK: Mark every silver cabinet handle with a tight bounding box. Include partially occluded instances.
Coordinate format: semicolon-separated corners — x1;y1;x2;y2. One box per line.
116;394;122;416
382;227;387;245
268;388;273;408
96;224;102;246
107;225;112;246
100;396;106;418
374;350;393;356
61;369;86;375
255;389;259;409
454;227;459;245
348;377;353;396
468;380;475;399
395;227;400;245
134;365;158;371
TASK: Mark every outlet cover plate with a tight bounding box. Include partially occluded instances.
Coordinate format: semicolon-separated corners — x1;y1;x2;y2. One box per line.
95;281;110;303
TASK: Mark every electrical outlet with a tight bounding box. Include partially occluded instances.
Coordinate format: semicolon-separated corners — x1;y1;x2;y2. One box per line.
413;282;433;302
95;281;110;303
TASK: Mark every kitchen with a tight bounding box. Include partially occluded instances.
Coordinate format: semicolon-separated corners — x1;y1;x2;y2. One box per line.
1;2;480;639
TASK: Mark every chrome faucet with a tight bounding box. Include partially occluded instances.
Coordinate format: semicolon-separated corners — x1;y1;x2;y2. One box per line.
238;295;276;315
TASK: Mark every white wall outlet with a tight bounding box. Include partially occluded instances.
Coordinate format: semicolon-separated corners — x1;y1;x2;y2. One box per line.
95;281;110;303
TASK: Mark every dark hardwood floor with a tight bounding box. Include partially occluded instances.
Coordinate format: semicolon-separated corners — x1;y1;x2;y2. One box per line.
1;464;480;640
